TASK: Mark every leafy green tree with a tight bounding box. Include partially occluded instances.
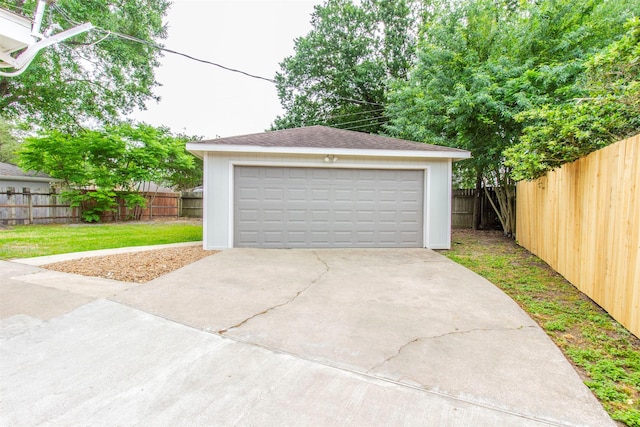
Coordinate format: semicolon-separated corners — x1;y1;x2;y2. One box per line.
272;0;421;133
505;18;640;180
385;0;639;235
18;122;195;222
386;0;522;234
163;133;204;191
0;119;21;164
0;0;170;130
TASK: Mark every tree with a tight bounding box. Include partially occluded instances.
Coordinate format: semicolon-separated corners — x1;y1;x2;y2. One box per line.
0;119;21;164
0;0;170;130
385;0;640;236
386;0;522;235
505;18;640;180
272;0;421;133
163;133;204;191
18;122;196;222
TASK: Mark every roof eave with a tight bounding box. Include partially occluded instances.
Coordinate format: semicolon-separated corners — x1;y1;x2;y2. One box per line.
186;143;471;160
0;175;62;183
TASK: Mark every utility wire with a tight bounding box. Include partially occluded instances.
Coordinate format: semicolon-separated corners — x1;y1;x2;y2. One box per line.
322;112;387;128
96;28;278;84
336;116;388;132
313;107;386;121
302;108;386;127
100;27;385;107
50;3;385;117
52;3;276;83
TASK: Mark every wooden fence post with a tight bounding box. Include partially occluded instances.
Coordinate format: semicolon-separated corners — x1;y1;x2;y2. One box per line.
26;189;33;224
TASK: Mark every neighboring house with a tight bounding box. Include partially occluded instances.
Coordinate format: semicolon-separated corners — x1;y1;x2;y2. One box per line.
135;182;176;194
187;125;470;250
0;162;60;193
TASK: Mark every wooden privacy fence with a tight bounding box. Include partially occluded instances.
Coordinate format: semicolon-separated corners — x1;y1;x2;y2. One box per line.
0;190;77;224
516;134;639;337
0;191;182;225
179;192;203;218
101;192;179;222
451;187;501;229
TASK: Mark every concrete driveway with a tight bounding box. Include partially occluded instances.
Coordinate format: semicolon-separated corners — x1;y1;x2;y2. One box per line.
0;248;614;426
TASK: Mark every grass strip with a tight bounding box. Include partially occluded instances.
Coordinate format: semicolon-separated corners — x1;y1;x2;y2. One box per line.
0;221;203;260
441;229;640;427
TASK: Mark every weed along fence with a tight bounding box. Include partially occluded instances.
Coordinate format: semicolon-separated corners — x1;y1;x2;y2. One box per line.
516;134;639;337
0;190;185;225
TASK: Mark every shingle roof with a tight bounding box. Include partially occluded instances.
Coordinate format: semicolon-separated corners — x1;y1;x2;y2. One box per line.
0;162;52;179
191;125;468;154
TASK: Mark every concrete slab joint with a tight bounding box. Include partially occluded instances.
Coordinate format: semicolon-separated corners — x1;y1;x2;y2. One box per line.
218;251;330;335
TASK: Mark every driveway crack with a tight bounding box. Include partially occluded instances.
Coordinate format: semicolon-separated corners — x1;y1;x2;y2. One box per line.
218;251;330;334
368;325;535;372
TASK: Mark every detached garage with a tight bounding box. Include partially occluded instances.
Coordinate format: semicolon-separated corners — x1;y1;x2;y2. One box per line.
187;126;470;250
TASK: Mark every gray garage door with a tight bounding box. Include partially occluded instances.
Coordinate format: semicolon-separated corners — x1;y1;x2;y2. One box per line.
234;166;424;248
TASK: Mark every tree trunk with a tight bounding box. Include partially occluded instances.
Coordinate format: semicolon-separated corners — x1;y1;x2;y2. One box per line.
483;169;516;237
490;185;516;237
473;172;482;230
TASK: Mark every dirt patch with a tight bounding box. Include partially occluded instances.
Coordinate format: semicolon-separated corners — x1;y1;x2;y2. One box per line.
44;246;218;283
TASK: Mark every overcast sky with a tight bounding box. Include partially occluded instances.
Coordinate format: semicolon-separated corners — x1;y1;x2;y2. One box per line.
129;0;318;140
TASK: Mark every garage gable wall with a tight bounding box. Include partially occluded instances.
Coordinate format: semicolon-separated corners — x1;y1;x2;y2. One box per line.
202;152;453;250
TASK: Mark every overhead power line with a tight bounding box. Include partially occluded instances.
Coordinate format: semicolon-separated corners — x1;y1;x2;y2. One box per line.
98;27;385;107
50;3;275;83
95;28;277;84
338;116;388;132
50;3;385;116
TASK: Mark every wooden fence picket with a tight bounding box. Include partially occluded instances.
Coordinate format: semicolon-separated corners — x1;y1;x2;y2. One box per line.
516;134;640;337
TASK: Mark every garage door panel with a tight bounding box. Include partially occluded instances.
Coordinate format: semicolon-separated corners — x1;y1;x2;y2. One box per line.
263;188;284;201
355;169;377;180
264;168;285;179
310;209;330;223
236;230;259;245
354;210;375;224
379;211;398;224
334;189;354;201
310;188;330;200
334;210;354;223
287;168;308;179
234;167;424;248
237;187;259;201
287;209;307;223
311;169;331;180
263;209;284;223
237;167;260;179
310;230;330;242
379;189;399;202
379;175;400;184
287;188;307;202
355;189;376;202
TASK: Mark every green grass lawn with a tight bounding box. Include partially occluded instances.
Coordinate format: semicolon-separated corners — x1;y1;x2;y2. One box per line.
0;220;203;260
441;229;640;427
